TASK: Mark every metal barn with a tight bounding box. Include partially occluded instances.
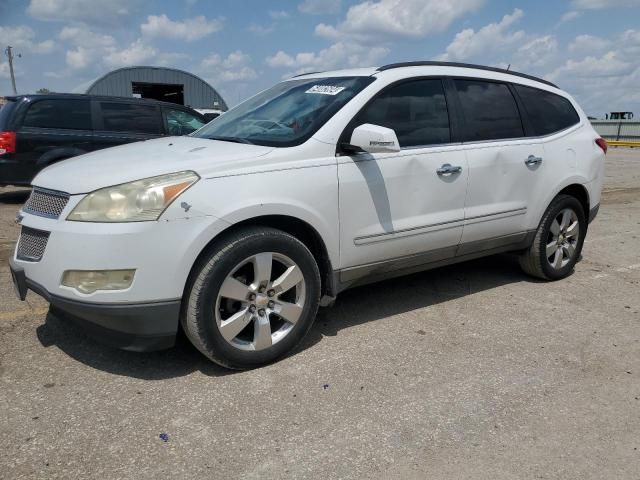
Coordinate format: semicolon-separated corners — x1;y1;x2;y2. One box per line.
85;66;227;110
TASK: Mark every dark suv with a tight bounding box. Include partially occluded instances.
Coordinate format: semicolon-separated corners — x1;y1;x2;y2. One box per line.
0;93;207;186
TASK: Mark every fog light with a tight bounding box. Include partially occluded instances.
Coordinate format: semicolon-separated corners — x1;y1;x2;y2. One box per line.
61;270;135;294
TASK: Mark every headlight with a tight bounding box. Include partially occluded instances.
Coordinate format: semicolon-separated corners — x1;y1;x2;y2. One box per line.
67;171;199;222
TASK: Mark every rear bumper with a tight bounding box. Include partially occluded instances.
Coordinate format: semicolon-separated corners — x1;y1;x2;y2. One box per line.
10;258;180;351
589;203;600;223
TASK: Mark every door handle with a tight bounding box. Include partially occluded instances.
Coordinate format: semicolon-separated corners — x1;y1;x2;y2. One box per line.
436;163;463;176
525;155;543;166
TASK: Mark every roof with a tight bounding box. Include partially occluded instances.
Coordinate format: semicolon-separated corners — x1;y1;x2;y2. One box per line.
84;65;216;94
5;93;204;109
290;62;556;88
376;61;557;87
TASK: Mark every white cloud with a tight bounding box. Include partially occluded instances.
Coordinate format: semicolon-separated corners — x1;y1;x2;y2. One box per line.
248;24;275;35
268;10;289;20
516;35;558;68
571;0;640;8
437;9;525;62
548;51;633;80
266;42;389;76
27;0;141;24
103;39;158;69
298;0;341;15
58;26;115;48
65;46;92;69
200;51;257;83
0;25;55;54
316;0;484;42
559;10;581;23
568;34;611;55
141;14;223;41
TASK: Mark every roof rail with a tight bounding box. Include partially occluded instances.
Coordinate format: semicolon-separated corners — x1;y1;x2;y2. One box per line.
291;71;324;78
376;61;557;88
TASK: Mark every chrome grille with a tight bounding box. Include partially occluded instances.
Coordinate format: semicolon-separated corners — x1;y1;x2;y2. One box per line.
23;188;70;219
17;227;50;262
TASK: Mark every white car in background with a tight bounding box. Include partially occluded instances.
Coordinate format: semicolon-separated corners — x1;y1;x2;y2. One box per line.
10;61;606;369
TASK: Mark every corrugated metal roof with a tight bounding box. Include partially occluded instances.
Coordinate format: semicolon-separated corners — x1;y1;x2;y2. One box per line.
85;66;227;110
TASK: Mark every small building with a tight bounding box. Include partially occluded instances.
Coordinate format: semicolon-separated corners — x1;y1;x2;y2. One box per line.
85;66;227;111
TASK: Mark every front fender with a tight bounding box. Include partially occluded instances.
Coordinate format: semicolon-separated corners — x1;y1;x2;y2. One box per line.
161;165;341;268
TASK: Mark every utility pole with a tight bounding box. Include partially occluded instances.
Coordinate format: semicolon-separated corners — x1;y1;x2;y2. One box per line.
4;46;18;95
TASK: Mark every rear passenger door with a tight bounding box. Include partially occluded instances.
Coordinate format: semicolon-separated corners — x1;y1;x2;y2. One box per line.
92;101;163;150
453;79;546;252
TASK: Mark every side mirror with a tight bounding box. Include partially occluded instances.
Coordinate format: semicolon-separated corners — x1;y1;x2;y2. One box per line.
342;123;401;154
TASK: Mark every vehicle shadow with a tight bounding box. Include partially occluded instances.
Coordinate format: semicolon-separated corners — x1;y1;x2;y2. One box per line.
35;253;540;380
0;188;30;204
300;254;540;350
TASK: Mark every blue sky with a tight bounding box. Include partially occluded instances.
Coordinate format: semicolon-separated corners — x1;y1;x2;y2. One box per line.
1;0;639;116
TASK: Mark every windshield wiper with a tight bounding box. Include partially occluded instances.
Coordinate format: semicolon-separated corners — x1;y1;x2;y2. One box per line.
207;135;254;145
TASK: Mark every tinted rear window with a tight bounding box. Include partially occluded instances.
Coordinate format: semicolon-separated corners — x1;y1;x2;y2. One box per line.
23;99;91;130
99;102;160;134
455;80;524;142
0;100;16;130
514;85;580;136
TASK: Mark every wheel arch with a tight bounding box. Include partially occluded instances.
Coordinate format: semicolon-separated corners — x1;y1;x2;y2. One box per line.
184;214;337;303
556;183;590;217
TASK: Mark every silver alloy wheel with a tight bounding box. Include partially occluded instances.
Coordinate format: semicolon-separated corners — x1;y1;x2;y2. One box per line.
546;208;580;269
214;252;306;351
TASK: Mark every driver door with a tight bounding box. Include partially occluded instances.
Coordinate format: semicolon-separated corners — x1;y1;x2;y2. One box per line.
337;79;468;280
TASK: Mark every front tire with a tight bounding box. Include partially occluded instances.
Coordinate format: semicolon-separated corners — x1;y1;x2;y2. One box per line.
182;227;321;370
519;194;586;280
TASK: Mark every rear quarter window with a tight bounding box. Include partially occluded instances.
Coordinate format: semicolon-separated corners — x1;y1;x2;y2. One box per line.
23;99;92;130
514;85;580;136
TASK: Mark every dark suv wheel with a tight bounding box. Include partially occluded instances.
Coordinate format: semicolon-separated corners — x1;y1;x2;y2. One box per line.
182;227;321;369
519;194;586;280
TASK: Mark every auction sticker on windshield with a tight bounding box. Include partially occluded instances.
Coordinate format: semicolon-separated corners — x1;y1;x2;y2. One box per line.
305;85;346;95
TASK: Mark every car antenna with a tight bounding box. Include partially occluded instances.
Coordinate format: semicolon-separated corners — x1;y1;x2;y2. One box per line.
506;64;511;71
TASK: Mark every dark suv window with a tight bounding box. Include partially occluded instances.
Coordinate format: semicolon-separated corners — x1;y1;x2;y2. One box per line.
99;102;161;134
23;99;91;130
354;79;450;148
514;85;580;136
454;80;524;142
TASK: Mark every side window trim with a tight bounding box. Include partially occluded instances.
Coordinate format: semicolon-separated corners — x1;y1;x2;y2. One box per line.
509;83;536;137
337;76;456;153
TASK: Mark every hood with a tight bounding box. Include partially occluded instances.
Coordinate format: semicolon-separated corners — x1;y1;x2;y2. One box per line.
32;136;274;194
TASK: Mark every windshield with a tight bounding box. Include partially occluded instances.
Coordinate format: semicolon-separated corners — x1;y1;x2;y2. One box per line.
193;76;375;147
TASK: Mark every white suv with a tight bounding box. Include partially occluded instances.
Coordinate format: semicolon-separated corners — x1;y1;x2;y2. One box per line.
10;62;607;369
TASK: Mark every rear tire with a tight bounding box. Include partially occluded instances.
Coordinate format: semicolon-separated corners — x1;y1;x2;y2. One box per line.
181;227;321;370
519;194;586;280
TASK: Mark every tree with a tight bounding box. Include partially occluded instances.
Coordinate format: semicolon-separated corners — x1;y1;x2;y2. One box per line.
35;88;50;94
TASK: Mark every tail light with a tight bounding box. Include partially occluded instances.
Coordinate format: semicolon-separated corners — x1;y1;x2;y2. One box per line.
0;131;16;155
595;137;608;154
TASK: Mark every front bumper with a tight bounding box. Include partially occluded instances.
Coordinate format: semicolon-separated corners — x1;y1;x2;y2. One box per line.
10;258;180;351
